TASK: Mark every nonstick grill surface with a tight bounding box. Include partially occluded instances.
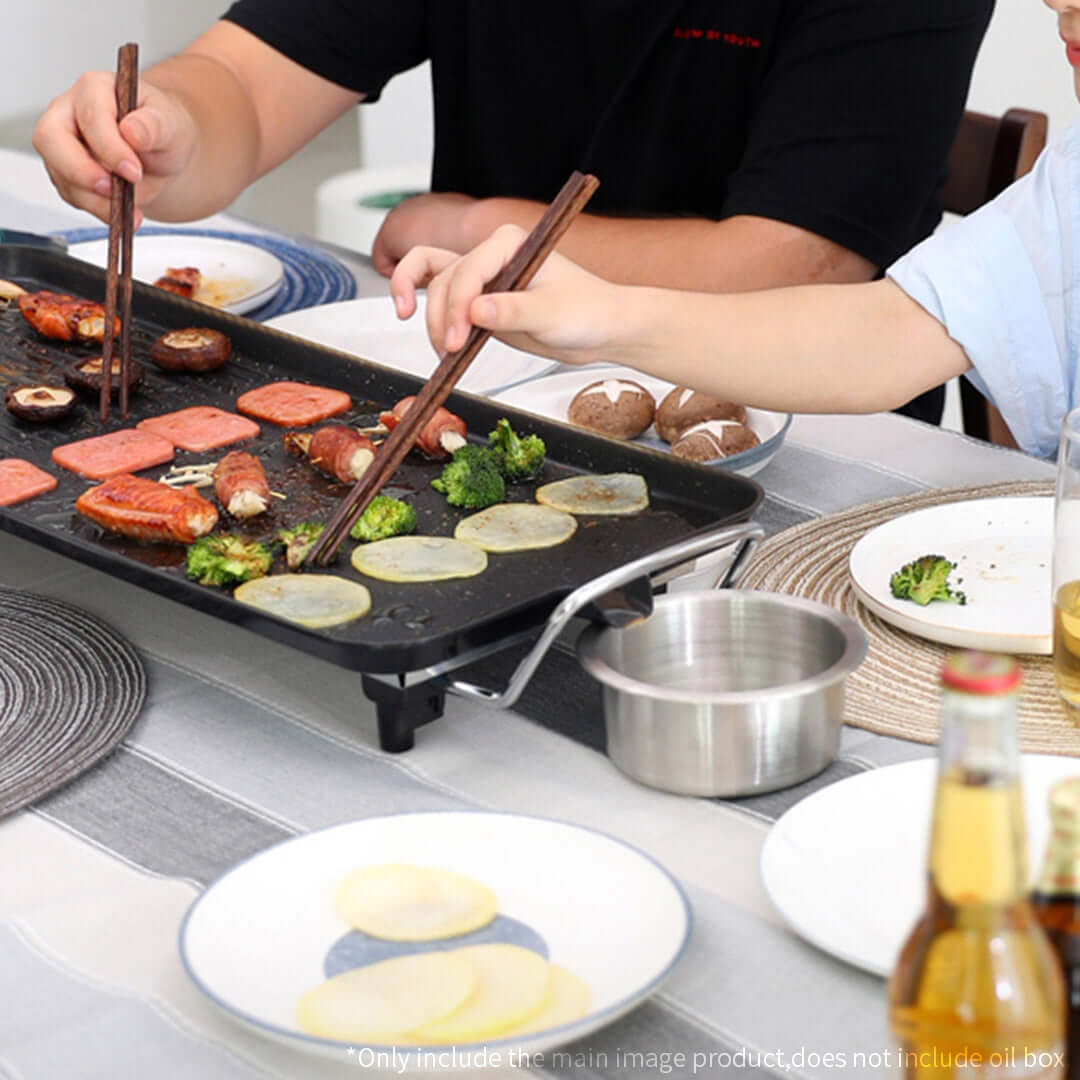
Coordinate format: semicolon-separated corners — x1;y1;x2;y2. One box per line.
0;247;762;672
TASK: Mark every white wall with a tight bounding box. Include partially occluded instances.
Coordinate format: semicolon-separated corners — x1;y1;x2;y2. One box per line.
966;0;1076;138
359;63;434;170
2;0;223;120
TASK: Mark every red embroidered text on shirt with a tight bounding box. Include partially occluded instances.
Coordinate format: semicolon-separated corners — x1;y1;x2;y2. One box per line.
673;27;761;48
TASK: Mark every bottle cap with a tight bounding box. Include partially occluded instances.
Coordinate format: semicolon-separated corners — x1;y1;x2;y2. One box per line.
941;651;1022;695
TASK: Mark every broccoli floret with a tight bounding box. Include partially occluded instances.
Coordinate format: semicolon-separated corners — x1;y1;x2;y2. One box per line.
488;418;546;482
187;535;272;587
431;444;505;508
276;522;326;571
889;554;967;606
350;495;417;542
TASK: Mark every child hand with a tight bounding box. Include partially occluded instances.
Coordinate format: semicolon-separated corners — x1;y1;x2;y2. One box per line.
390;225;628;366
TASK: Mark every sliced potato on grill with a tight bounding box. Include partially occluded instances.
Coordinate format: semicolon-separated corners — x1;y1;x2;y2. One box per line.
408;944;551;1044
233;574;371;627
297;951;475;1042
336;864;497;941
454;503;577;552
350;536;487;582
535;473;648;516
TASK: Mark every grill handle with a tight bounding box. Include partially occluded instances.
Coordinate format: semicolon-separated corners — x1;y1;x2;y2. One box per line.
442;518;765;710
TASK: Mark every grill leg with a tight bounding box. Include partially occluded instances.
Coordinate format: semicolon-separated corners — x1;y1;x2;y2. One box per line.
361;674;446;753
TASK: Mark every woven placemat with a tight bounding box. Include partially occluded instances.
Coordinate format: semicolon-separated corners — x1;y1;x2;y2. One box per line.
737;480;1080;754
0;588;145;816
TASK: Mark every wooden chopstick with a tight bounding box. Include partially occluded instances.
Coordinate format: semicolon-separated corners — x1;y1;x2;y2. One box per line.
99;42;139;422
306;169;599;566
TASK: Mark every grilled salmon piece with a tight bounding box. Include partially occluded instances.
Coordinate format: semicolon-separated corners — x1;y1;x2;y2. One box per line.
17;290;120;343
153;266;201;298
76;474;219;543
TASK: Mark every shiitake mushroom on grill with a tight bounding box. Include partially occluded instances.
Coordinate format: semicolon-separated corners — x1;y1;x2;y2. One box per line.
64;356;145;398
149;327;231;373
6;383;77;422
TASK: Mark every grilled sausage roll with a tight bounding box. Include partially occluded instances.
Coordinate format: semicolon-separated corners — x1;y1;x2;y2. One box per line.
213;451;270;519
379;396;467;459
283;426;375;484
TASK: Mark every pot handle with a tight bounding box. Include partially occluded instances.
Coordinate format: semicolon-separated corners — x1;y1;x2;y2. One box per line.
442;518;765;709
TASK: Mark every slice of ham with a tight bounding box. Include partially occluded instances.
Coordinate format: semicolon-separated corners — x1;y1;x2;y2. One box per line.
137;406;260;453
52;429;175;480
236;381;351;427
0;459;58;506
76;474;218;542
213;451;270;519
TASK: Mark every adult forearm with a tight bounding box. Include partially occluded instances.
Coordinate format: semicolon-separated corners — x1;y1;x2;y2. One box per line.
138;53;261;221
465;200;876;291
609;279;969;413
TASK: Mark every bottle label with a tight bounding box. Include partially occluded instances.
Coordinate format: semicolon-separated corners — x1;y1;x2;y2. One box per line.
1036;847;1080;894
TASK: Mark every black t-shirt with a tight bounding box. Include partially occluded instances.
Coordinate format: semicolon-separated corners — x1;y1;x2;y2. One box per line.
223;0;992;271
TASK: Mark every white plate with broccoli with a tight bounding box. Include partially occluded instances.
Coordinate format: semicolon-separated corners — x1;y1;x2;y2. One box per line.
847;496;1052;654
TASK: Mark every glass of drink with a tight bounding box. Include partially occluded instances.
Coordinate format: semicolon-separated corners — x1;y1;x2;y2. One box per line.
1054;407;1080;714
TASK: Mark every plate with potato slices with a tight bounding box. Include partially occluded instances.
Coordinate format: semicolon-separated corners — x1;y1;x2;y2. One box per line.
180;811;690;1065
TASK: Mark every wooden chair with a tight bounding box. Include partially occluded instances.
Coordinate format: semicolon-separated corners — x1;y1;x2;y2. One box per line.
940;107;1048;448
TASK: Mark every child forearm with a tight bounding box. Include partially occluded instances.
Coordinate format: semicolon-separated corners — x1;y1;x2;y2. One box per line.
612;279;970;413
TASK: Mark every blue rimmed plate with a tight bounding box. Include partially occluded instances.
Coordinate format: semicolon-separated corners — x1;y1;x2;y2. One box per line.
61;226;356;320
492;366;791;477
180;810;690;1067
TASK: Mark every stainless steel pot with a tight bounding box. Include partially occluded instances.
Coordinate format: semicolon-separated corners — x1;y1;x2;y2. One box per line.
440;520;866;797
577;590;867;797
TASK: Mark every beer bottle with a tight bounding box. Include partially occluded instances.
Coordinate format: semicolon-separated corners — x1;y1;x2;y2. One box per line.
889;652;1065;1078
1033;777;1080;1078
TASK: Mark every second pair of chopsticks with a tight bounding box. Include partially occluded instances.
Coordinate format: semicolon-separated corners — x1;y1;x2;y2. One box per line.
305;169;600;567
99;42;139;423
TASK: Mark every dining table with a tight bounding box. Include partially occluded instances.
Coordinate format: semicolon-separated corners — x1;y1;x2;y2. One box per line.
0;147;1061;1079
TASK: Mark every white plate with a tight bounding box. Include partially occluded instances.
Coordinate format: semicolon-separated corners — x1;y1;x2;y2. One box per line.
848;496;1053;654
491;366;791;477
760;754;1080;977
180;811;690;1066
264;297;558;396
68;234;285;315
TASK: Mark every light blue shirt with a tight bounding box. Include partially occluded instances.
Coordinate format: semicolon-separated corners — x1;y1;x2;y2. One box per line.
886;120;1080;459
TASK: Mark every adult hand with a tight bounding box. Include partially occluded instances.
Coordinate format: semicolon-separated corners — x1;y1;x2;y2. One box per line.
371;192;478;277
33;72;198;224
390;224;629;365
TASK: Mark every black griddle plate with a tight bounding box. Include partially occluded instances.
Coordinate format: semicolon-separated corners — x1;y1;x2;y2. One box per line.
0;247;762;673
